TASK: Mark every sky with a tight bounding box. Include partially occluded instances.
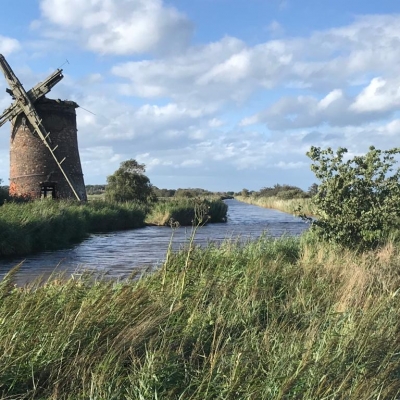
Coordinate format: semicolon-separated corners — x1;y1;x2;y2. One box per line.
0;0;400;192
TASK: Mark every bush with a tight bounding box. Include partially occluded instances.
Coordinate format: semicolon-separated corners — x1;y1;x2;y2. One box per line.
303;145;400;250
105;159;156;204
276;188;307;200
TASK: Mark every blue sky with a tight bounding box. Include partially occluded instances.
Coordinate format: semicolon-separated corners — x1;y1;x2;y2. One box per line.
1;0;400;191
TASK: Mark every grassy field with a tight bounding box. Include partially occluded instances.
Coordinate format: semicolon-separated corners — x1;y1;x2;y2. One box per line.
236;195;317;216
0;233;399;399
0;200;146;256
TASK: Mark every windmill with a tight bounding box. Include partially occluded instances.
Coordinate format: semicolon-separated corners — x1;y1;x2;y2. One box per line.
0;54;87;201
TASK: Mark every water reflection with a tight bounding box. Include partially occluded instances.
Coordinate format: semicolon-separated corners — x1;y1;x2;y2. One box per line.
0;199;308;284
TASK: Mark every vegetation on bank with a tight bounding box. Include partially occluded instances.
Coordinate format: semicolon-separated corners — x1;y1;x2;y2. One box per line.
0;200;146;256
235;183;317;216
236;195;316;216
239;183;316;200
0;235;399;399
146;197;228;226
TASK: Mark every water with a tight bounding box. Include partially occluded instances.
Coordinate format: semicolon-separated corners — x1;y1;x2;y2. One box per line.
0;200;309;285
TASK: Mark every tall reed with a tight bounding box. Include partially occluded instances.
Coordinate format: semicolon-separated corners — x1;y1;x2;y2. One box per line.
0;200;146;256
236;195;317;216
0;233;399;398
146;197;228;226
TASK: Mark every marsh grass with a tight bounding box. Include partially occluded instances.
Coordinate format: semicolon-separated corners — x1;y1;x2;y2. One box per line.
236;195;317;217
146;197;228;226
0;233;399;399
0;200;146;256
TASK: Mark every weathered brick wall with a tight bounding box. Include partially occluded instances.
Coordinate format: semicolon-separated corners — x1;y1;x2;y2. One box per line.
9;98;87;201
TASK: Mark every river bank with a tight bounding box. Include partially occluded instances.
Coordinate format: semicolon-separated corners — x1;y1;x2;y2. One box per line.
0;198;228;258
0;200;147;257
235;195;317;216
1;234;398;399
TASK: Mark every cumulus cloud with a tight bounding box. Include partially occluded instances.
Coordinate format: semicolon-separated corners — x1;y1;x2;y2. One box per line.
0;35;20;55
351;77;400;113
111;14;400;109
242;78;400;131
38;0;193;55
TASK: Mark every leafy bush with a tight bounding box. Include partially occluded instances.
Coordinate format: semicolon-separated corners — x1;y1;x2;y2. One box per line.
253;184;309;199
303;146;400;250
105;159;156;204
276;188;307;200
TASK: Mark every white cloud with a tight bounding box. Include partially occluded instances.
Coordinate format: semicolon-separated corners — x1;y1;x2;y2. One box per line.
112;36;247;103
244;79;400;131
267;20;284;36
38;0;193;55
0;35;20;55
318;89;343;110
109;14;400;113
208;118;224;128
350;77;400;113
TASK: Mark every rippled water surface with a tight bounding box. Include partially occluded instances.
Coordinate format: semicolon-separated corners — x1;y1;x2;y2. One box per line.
0;199;309;284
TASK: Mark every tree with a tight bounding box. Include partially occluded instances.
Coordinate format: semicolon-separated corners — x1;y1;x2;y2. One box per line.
105;159;156;203
303;146;400;250
241;188;250;197
307;183;318;197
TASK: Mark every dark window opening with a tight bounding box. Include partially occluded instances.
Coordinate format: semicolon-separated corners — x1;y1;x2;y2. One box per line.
40;182;57;199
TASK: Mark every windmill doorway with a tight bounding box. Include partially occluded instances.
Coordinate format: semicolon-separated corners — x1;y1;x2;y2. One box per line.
40;182;57;199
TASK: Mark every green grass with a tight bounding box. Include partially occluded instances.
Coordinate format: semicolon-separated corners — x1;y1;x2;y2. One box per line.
0;234;399;399
0;200;146;256
146;197;228;226
236;195;317;216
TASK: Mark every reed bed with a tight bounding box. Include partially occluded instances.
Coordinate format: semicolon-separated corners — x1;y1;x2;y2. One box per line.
0;200;146;256
236;195;317;216
146;197;228;226
0;234;399;399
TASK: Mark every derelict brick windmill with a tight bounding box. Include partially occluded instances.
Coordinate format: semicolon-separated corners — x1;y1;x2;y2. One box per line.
0;54;87;201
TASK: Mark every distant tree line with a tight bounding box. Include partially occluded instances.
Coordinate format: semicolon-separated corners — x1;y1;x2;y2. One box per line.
85;185;106;195
239;183;318;200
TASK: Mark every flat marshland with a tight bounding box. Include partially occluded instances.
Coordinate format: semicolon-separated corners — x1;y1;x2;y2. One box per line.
0;234;399;399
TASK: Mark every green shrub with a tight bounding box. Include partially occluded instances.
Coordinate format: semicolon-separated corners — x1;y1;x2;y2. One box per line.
303;145;400;250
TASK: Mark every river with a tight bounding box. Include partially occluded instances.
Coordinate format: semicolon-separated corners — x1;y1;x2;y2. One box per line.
0;199;309;285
